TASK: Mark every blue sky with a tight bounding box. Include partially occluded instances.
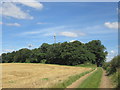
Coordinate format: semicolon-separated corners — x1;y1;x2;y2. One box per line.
0;1;118;62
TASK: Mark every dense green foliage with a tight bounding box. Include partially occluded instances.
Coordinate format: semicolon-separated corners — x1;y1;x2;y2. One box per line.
77;68;103;88
103;55;120;88
2;40;107;66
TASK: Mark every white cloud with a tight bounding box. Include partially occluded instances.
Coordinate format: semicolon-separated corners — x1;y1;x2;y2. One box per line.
0;2;34;19
20;26;67;36
2;49;14;52
110;50;115;54
2;0;43;9
70;40;76;42
23;31;40;35
43;33;54;36
37;22;49;25
18;0;43;9
19;26;86;39
0;22;21;27
0;22;3;24
0;0;43;19
6;23;21;26
106;50;118;62
59;31;85;37
59;32;78;37
104;22;118;29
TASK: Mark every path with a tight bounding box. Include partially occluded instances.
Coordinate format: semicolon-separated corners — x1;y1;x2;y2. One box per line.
65;68;97;89
100;69;113;88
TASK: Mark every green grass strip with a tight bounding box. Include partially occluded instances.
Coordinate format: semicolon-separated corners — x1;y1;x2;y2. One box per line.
51;68;95;88
77;68;103;88
75;64;97;68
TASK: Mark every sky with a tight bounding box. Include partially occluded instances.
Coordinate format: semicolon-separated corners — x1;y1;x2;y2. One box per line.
0;0;119;62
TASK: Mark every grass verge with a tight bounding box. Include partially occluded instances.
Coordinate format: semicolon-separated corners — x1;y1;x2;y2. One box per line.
51;68;95;88
75;64;97;68
109;68;120;88
77;68;103;88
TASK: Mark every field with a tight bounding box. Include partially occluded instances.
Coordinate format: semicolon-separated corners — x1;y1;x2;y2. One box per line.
2;63;91;88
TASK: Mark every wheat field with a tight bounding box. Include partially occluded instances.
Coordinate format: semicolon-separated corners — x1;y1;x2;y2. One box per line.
1;63;91;88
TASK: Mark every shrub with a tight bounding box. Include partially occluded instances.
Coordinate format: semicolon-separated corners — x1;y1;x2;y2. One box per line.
40;59;47;64
103;55;120;88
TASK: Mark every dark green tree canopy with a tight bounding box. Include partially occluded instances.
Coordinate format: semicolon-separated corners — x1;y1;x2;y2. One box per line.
2;40;108;67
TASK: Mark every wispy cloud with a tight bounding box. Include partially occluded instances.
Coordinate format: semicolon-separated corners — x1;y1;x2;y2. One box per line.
82;24;117;35
0;0;43;19
17;0;43;9
0;2;33;19
20;26;68;36
6;23;21;27
0;22;3;25
37;22;51;25
1;22;21;27
104;22;118;29
59;31;85;37
59;32;78;37
106;50;118;62
2;49;14;52
22;31;41;35
19;26;86;38
19;23;117;39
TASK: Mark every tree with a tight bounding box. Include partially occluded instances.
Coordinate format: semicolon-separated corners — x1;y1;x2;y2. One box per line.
40;43;50;53
14;48;32;63
86;40;108;67
1;40;107;67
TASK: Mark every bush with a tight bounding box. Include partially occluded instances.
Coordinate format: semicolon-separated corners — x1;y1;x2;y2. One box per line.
26;58;38;63
103;55;120;88
102;62;110;70
40;59;47;64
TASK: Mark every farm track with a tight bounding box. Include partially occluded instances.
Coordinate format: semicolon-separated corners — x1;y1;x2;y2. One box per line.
65;68;97;89
100;69;113;88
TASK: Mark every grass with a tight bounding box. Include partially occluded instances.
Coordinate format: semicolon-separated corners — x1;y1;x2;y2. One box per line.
51;68;95;88
8;80;15;83
75;64;97;68
109;68;120;88
13;62;97;68
42;78;49;81
77;68;103;88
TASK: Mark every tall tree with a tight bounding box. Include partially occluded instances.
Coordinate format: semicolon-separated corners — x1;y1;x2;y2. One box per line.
86;40;108;67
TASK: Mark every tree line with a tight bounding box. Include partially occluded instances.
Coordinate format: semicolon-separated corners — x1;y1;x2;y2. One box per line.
2;40;108;67
103;55;120;88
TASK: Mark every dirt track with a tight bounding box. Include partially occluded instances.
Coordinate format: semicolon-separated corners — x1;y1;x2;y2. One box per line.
66;68;97;89
100;69;113;88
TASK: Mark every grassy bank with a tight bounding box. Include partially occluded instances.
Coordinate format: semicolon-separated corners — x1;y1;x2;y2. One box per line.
51;68;95;88
77;68;103;88
109;68;120;88
75;64;97;68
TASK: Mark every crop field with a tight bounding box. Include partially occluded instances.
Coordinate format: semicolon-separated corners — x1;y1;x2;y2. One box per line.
1;63;91;88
